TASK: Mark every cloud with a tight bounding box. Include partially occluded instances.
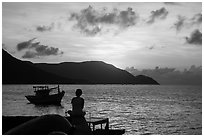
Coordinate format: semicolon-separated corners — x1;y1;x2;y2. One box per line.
16;38;63;58
173;13;202;31
69;6;139;36
174;15;186;31
82;26;102;36
16;38;36;51
164;2;180;5
186;29;202;45
191;13;202;25
22;51;36;58
147;44;155;50
147;7;169;24
36;23;54;32
126;65;202;85
117;7;138;27
34;44;63;56
22;45;63;58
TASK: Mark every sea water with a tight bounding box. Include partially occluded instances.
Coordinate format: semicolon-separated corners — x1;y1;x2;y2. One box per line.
2;85;202;135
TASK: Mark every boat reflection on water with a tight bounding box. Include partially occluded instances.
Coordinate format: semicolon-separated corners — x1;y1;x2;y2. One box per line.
25;85;65;105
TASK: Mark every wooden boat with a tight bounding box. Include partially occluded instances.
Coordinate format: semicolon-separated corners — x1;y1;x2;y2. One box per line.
86;117;125;135
25;85;65;105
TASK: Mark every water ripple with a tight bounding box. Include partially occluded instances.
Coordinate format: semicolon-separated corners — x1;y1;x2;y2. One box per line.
3;85;202;135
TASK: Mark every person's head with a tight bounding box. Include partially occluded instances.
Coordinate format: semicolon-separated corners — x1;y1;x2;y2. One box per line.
75;89;82;97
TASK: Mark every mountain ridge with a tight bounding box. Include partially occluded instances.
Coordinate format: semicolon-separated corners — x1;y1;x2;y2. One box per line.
2;49;159;85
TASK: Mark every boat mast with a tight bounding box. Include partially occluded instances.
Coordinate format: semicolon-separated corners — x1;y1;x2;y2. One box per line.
58;85;60;93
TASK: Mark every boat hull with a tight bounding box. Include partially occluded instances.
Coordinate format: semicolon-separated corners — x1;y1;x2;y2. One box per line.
25;91;65;105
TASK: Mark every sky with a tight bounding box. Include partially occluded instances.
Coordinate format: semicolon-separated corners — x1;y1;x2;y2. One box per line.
2;2;202;70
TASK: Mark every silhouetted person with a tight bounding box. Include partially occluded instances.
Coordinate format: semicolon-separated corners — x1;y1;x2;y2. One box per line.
68;89;86;117
66;89;91;134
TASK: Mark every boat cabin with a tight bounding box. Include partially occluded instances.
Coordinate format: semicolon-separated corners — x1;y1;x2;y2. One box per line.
33;86;50;96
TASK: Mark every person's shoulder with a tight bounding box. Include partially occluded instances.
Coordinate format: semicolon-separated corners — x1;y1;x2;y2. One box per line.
71;97;77;101
72;97;77;100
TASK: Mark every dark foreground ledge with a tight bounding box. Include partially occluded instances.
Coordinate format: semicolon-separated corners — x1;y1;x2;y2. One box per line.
2;115;125;135
3;116;38;134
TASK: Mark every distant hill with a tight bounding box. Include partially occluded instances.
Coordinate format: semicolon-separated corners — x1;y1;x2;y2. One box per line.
134;75;159;85
2;49;84;84
2;49;159;85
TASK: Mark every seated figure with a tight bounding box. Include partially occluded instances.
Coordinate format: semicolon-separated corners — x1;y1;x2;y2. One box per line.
68;89;86;117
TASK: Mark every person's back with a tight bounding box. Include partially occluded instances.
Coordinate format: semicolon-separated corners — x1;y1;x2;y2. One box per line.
71;96;84;112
